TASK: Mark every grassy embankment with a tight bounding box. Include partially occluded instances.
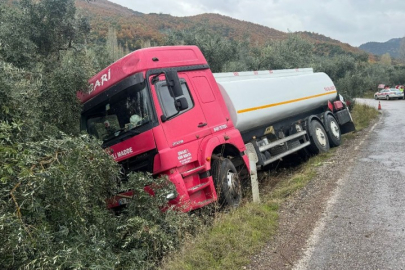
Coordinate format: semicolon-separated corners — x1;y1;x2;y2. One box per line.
362;90;376;99
161;102;379;270
350;102;380;130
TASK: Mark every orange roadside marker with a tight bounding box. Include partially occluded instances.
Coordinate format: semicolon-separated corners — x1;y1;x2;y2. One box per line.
378;101;381;110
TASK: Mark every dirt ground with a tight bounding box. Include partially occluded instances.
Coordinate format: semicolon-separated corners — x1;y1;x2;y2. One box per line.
244;118;379;270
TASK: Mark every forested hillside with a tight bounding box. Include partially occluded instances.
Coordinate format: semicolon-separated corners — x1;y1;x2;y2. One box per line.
74;0;365;56
359;38;405;58
75;0;287;50
1;1;405;269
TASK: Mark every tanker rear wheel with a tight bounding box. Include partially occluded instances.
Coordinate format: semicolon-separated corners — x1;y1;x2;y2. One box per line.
325;114;341;147
307;120;330;154
211;158;242;208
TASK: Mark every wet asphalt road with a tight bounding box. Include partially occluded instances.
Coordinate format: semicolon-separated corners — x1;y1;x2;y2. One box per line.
294;98;405;270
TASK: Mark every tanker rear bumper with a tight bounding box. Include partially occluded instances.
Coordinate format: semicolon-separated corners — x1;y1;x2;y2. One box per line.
336;108;356;134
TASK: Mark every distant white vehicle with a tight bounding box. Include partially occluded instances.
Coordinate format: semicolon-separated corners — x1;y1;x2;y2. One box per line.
374;88;404;100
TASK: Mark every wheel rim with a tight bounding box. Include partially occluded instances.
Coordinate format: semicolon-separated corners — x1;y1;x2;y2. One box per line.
226;170;240;199
330;120;340;139
315;127;327;147
386;95;389;100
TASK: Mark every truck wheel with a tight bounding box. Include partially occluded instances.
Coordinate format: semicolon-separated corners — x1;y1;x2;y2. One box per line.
325;115;341;147
386;95;390;100
374;95;378;100
211;158;242;208
307;120;330;154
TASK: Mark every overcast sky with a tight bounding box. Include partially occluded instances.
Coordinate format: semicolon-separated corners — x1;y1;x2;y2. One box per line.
108;0;405;47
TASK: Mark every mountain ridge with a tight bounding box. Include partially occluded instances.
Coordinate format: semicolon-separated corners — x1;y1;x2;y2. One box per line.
76;0;368;56
359;38;404;58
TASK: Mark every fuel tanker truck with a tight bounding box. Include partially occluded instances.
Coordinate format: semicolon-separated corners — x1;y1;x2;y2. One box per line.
78;45;355;211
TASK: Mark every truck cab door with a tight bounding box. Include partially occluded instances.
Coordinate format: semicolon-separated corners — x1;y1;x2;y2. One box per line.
151;72;211;149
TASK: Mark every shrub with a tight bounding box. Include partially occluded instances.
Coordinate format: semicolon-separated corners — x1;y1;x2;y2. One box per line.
0;123;203;269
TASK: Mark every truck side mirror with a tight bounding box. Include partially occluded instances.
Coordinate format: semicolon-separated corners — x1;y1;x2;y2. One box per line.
165;70;183;97
175;97;188;111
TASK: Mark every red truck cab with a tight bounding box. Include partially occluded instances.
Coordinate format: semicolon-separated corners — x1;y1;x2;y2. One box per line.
79;46;249;211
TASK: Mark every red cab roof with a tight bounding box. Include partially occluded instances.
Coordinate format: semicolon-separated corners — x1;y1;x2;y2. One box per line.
78;46;207;103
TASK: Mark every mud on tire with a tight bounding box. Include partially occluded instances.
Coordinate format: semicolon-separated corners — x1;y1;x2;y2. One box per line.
211;158;242;208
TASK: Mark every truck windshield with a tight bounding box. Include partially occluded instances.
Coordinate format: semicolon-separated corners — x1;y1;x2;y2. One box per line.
84;82;152;142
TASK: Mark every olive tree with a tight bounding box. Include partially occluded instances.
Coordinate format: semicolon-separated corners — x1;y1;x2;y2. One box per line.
265;33;314;70
0;3;37;68
380;53;392;65
165;27;239;72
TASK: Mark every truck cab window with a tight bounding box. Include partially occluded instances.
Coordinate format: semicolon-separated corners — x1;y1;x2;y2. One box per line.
156;79;193;120
84;82;152;141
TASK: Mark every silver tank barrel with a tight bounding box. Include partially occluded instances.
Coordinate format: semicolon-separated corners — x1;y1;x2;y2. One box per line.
214;69;338;132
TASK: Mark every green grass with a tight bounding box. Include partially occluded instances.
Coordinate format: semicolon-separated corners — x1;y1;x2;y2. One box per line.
351;102;379;131
362;90;376;99
162;202;279;270
161;103;377;270
161;153;333;270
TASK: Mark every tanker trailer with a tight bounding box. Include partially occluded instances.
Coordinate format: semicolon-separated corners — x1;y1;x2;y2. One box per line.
214;68;354;169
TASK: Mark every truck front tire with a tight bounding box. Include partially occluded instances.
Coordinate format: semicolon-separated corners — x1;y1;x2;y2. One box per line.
307;120;330;154
211;158;242;208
